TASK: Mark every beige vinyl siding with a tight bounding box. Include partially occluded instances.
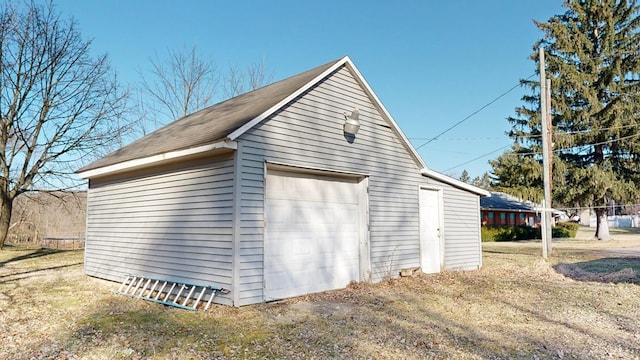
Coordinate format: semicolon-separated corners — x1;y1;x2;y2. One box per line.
235;65;427;304
85;154;235;306
439;182;483;270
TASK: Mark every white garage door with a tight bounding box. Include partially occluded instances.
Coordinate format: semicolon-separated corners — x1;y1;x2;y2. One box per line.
264;169;361;301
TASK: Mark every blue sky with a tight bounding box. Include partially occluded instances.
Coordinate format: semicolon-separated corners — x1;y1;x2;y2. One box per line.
53;0;566;179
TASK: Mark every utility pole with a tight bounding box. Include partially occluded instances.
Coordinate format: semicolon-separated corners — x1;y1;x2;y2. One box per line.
545;77;553;254
539;47;553;259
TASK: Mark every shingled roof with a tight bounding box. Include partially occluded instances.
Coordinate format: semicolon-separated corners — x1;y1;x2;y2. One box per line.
77;56;491;197
78;57;342;173
480;192;537;212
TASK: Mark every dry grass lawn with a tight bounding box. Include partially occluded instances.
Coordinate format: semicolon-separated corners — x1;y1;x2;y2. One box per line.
1;227;640;359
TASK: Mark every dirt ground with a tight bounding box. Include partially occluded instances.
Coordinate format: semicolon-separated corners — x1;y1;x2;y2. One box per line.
1;229;639;359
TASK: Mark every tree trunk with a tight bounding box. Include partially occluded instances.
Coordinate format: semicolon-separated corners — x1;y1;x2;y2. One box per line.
594;208;610;240
0;197;13;249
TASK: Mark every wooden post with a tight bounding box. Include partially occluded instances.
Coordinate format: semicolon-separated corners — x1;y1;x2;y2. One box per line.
546;77;553;253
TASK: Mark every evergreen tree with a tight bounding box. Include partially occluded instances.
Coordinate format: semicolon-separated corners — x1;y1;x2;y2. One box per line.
459;170;471;184
490;151;543;202
498;0;640;240
471;172;493;190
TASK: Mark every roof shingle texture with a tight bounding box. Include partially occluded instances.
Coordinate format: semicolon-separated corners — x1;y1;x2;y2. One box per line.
79;58;342;173
480;192;536;211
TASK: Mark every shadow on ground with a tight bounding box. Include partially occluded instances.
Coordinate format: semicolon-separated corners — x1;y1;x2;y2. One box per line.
0;247;63;267
608;227;640;235
554;257;640;284
0;262;83;284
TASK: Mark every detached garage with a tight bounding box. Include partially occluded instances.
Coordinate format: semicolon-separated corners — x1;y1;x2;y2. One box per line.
77;56;488;306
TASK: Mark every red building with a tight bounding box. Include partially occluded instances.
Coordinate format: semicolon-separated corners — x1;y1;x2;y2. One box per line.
480;192;541;227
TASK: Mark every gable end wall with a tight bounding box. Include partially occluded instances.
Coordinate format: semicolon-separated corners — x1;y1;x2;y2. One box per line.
234;65;482;305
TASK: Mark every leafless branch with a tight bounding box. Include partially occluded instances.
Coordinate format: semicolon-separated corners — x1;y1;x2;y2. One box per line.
137;45;219;123
0;1;128;248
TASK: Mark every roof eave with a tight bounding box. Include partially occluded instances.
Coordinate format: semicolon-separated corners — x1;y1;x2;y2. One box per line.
480;207;537;212
77;140;237;179
421;168;491;196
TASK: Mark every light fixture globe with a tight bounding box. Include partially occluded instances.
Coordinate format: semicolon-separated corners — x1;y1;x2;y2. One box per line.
343;109;361;135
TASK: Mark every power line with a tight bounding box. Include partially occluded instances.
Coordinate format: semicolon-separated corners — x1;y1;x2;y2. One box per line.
485;123;640;148
512;123;640;139
415;73;536;150
418;73;640;171
411;124;640;145
513;132;640;156
557;203;640;211
443;131;640;172
560;123;640;134
410;136;506;141
443;144;512;172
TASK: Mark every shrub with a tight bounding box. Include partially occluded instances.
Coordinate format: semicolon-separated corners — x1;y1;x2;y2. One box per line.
480;224;577;241
554;222;579;238
481;225;540;242
481;226;499;242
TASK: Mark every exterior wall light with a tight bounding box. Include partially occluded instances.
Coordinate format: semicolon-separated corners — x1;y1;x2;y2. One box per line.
343;109;361;135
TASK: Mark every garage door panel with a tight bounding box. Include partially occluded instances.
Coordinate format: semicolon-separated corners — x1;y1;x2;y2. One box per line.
267;170;358;203
317;179;358;204
267;269;314;295
264;170;361;301
267;171;318;201
267;231;313;257
335;205;358;225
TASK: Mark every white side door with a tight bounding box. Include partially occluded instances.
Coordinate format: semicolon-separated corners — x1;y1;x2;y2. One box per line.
419;188;443;274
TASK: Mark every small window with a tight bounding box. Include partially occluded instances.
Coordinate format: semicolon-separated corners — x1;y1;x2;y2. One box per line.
488;212;494;219
500;213;506;219
520;213;525;219
510;213;515;220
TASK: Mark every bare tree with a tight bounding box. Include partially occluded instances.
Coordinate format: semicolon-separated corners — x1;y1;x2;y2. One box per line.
137;48;274;132
138;45;219;128
0;1;127;249
223;56;273;98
